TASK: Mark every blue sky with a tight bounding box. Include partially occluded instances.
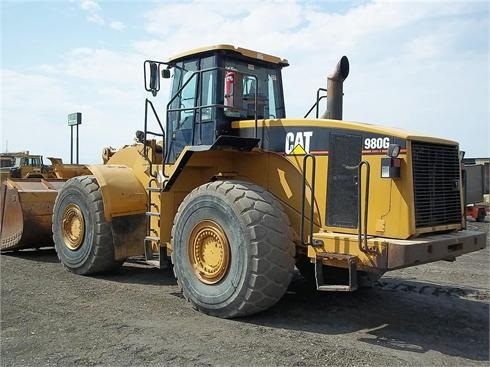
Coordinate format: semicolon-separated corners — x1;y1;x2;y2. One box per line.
1;0;489;163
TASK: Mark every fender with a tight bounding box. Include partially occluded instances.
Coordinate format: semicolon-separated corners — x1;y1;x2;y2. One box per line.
87;164;147;260
87;164;147;221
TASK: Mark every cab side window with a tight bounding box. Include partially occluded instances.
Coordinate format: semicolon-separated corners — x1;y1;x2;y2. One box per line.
169;60;198;132
200;71;215;121
165;55;218;162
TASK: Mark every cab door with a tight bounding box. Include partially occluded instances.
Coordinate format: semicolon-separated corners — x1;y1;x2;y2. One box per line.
167;59;198;163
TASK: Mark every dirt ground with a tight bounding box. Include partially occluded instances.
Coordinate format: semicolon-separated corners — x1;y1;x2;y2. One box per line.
1;222;489;367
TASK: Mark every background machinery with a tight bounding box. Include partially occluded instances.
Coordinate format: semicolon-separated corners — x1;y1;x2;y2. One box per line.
0;152;53;181
463;160;489;222
0;157;90;251
1;45;486;318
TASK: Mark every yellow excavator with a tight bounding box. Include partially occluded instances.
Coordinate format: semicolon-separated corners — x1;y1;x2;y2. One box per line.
1;45;486;318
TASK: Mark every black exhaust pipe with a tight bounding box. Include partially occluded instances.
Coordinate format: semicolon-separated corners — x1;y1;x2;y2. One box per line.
321;56;349;120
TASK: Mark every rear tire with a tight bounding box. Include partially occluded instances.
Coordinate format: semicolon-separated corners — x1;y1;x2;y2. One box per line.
171;180;295;318
52;175;121;275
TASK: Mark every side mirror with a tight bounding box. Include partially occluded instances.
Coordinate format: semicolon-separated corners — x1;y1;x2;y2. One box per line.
162;69;171;79
149;62;159;96
144;60;171;96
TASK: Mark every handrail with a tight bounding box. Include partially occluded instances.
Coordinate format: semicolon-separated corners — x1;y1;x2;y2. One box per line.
304;88;327;118
300;154;317;246
357;160;375;254
145;64;263;171
144;98;167;179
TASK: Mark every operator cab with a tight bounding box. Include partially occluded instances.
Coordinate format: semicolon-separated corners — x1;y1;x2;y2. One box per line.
145;45;289;163
15;155;43;167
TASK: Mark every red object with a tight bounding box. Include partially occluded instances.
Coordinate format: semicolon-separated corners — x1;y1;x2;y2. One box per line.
466;204;488;222
224;71;235;107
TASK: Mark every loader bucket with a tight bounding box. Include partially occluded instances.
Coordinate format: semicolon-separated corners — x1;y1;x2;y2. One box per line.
0;178;65;251
46;157;90;179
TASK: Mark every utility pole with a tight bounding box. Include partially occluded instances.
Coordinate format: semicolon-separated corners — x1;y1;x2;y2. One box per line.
67;113;82;164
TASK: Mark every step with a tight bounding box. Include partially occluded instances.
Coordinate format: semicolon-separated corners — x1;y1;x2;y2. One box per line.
147;187;162;193
144;242;170;269
145;259;160;268
144;237;157;261
315;253;358;292
317;285;355;291
144;236;160;243
145;212;161;217
145;258;170;269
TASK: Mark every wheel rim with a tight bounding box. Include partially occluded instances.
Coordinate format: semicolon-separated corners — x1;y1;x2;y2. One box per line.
62;203;85;251
188;220;230;284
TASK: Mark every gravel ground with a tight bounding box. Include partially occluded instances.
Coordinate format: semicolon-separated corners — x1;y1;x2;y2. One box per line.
1;222;489;366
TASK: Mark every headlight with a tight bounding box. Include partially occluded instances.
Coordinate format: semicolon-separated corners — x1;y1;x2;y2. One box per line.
387;144;400;158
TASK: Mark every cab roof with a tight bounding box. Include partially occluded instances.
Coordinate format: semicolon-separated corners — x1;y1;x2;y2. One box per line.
168;44;289;67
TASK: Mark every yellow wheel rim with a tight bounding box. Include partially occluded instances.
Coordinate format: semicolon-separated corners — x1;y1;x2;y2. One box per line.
62;204;85;251
188;220;230;284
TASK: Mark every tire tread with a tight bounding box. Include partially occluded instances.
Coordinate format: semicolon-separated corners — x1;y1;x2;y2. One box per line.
53;175;120;275
172;180;295;317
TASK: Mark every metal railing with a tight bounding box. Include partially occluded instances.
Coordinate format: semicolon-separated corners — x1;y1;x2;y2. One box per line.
300;154;317;246
143;98;166;179
304;88;327;118
357;160;375;254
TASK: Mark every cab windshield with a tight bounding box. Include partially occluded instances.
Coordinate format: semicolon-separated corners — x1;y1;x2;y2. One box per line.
223;59;285;120
16;156;42;167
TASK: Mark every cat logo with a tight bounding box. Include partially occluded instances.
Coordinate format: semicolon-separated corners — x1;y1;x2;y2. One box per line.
285;131;313;155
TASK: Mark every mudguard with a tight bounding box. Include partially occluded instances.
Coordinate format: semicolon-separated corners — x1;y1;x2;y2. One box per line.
87;165;148;260
87;165;147;221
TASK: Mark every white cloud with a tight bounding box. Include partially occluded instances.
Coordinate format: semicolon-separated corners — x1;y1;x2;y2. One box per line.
1;70;66;111
80;0;101;13
137;0;488;155
2;1;488;160
1;47;149;163
79;0;127;31
87;13;105;25
109;21;125;31
80;0;104;25
1;69;80;160
38;64;58;74
63;48;142;85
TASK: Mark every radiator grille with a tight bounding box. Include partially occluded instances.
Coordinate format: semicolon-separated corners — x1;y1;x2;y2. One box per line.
411;142;461;228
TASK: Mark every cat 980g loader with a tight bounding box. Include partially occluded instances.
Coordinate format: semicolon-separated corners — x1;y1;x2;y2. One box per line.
2;45;486;318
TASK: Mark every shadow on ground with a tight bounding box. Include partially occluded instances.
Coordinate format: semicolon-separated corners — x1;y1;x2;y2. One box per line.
244;276;489;362
1;248;177;286
1;247;59;263
2;248;488;362
96;260;177;286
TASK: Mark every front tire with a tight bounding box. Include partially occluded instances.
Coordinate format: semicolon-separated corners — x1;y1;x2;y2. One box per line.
171;180;295;318
52;175;121;275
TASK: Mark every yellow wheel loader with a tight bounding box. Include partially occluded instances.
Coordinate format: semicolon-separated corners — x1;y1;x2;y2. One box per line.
0;158;90;251
2;45;486;318
0;154;54;181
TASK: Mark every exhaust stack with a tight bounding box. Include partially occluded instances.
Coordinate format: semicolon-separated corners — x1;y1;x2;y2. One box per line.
321;56;350;120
